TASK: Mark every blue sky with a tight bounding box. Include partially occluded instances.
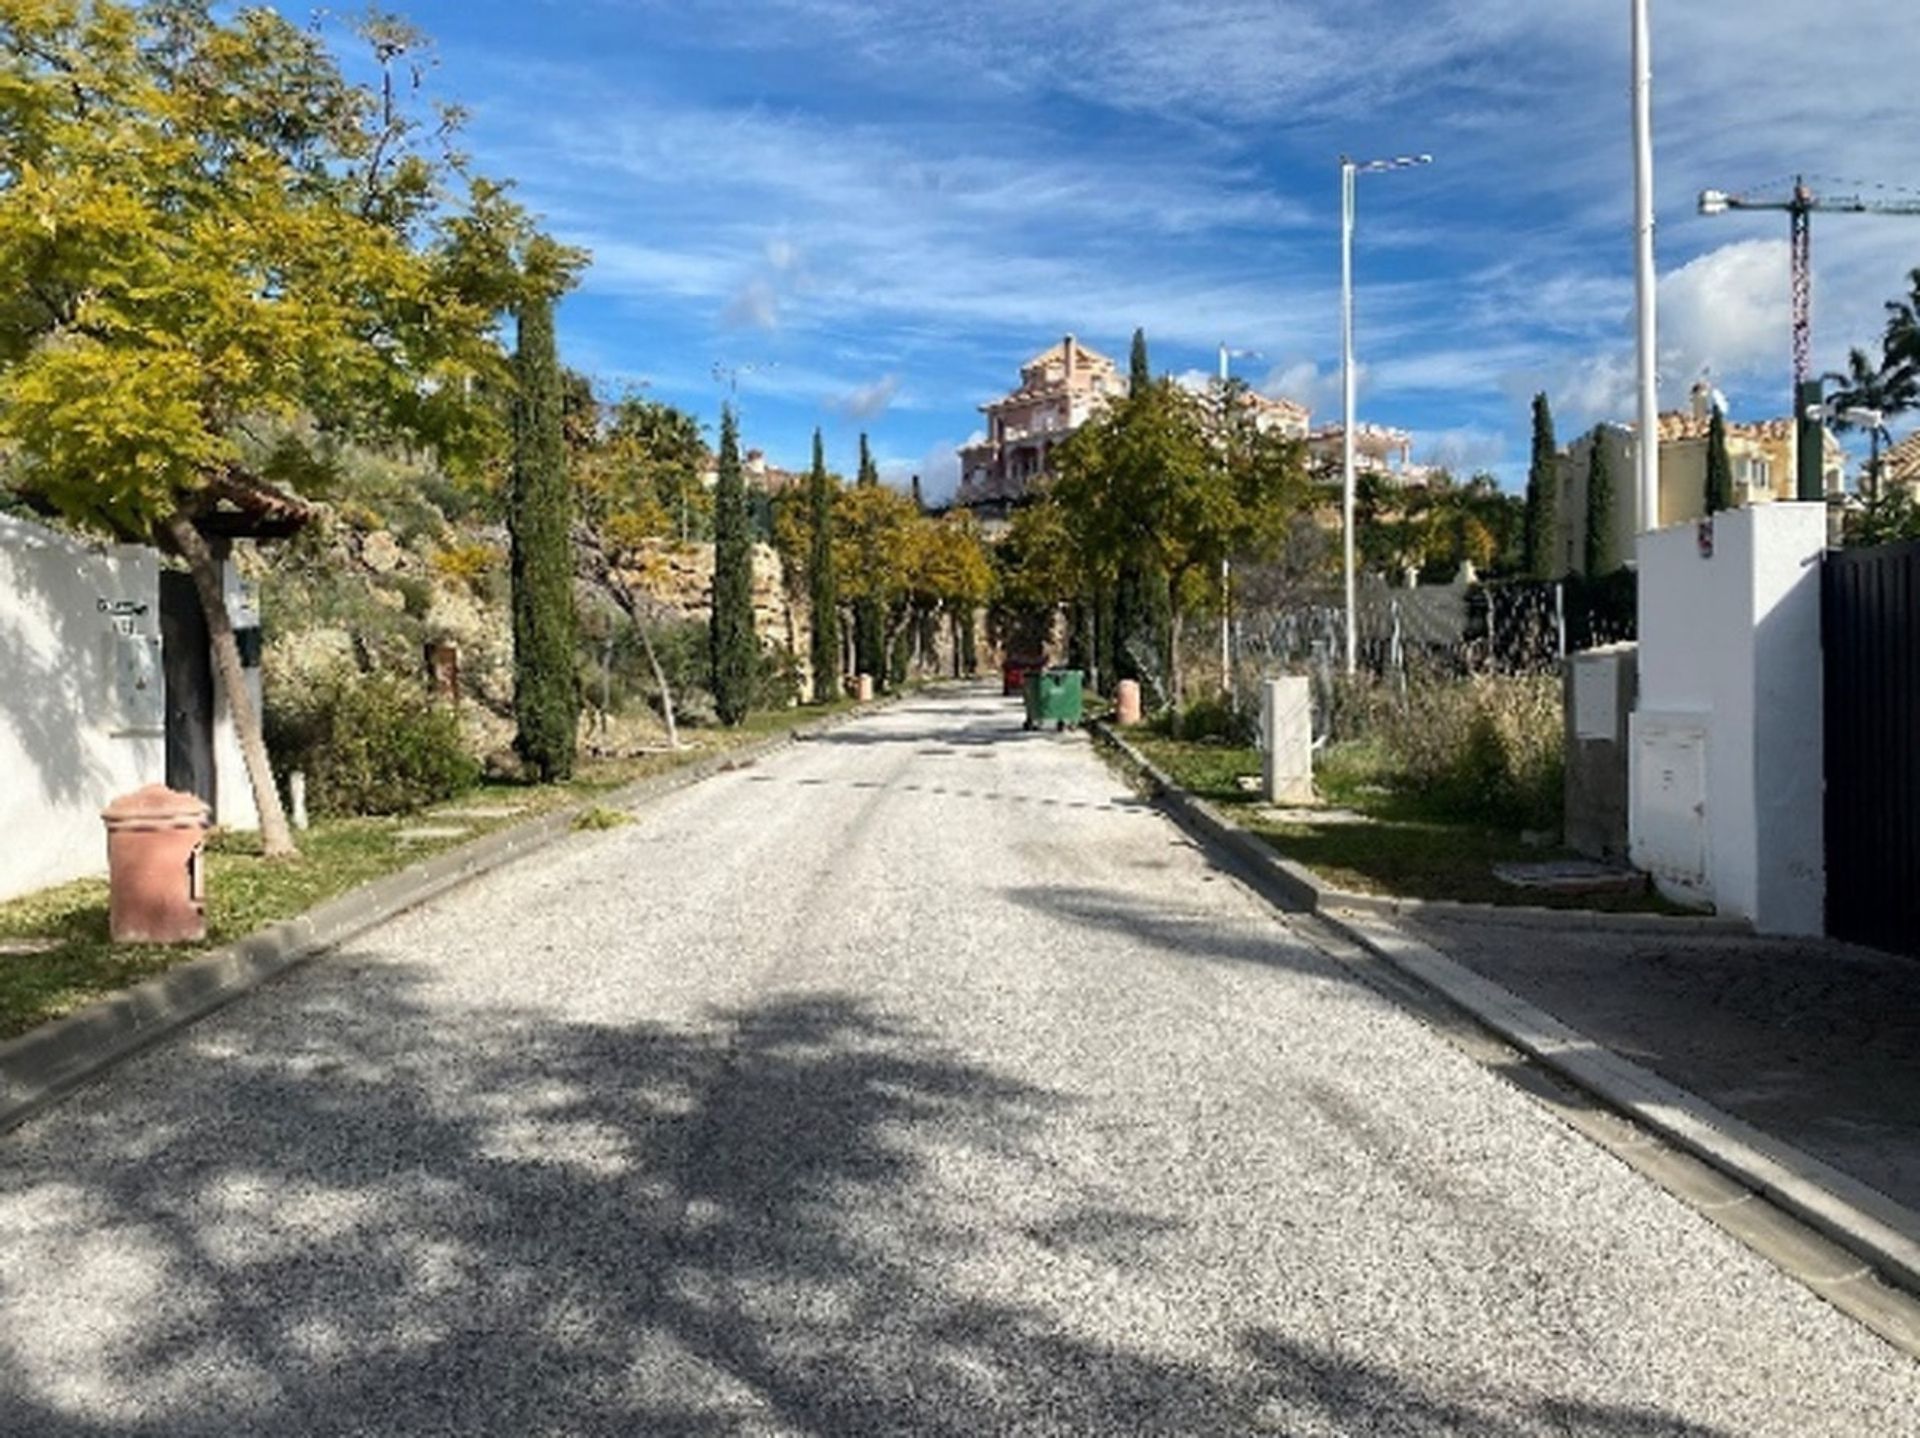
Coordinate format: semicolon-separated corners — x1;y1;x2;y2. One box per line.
390;1;1920;497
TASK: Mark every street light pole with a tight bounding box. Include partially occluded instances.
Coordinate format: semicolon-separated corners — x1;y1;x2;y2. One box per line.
1630;0;1660;533
1217;342;1260;699
1340;153;1430;677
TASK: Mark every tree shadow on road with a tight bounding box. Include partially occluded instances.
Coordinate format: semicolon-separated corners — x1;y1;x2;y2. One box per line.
0;965;1736;1436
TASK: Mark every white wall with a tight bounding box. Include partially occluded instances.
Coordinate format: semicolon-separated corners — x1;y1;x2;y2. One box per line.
1630;503;1825;934
0;515;165;901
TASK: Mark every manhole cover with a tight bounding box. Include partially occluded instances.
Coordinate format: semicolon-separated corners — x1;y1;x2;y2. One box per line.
1492;860;1645;894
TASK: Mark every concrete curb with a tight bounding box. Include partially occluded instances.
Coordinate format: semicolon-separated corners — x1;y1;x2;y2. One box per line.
1092;719;1920;1299
0;699;890;1136
1088;720;1749;938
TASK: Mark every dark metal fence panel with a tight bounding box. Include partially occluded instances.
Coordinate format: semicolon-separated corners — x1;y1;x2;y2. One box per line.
1823;539;1920;956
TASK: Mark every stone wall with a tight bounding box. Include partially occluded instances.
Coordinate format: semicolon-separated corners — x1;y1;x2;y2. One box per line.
617;539;814;695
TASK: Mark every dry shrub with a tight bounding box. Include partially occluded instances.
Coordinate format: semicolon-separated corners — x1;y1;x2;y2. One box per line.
1338;671;1563;831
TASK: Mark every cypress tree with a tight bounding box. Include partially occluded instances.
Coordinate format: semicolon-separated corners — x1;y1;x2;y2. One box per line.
1585;425;1618;576
508;290;578;780
806;428;840;703
709;406;755;725
1705;405;1734;514
1113;327;1165;694
853;432;886;683
1524;392;1558;577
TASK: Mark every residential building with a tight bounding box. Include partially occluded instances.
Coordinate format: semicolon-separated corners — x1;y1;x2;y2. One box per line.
1231;389;1311;440
1549;382;1846;577
954;335;1128;514
1876;431;1920;496
1306;422;1435;487
743;449;803;496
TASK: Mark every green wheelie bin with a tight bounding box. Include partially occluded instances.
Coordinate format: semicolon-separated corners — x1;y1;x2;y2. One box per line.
1022;668;1084;731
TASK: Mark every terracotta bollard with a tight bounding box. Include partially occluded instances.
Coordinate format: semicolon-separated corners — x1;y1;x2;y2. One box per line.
102;785;211;944
1114;679;1143;726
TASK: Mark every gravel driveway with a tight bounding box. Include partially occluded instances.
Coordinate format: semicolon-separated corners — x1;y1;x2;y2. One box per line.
2;687;1915;1435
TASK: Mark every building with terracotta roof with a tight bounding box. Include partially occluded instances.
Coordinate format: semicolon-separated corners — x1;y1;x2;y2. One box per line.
1547;382;1846;577
954;335;1128;514
1875;430;1920;495
1305;421;1434;487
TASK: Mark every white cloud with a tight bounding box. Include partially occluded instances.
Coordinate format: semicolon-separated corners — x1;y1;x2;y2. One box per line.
831;373;902;422
722;277;782;331
1656;239;1790;395
878;439;964;503
1261;359;1356;422
1418;426;1507;474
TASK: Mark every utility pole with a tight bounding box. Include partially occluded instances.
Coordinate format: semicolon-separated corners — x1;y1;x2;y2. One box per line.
1216;342;1260;700
1630;0;1660;532
1340;153;1430;675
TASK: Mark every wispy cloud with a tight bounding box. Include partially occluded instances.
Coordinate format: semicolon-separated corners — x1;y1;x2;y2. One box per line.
434;1;1920;482
830;373;901;422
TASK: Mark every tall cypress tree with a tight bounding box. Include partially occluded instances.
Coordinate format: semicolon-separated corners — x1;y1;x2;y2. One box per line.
1112;328;1167;695
508;290;578;780
1705;405;1734;514
1524;392;1559;578
709;406;755;725
1585;425;1618;576
806;428;840;703
853;432;886;683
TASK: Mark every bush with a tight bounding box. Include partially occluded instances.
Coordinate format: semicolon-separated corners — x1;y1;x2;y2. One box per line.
1172;693;1250;744
267;669;479;817
1335;672;1563;831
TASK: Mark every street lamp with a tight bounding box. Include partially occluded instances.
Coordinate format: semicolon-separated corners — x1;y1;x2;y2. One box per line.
1217;343;1261;698
1340;153;1430;676
1630;0;1659;533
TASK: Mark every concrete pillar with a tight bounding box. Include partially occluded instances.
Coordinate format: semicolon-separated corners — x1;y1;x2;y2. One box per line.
1260;677;1314;804
1630;503;1825;933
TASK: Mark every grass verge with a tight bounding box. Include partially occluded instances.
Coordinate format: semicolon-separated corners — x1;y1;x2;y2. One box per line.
0;698;857;1042
1119;731;1680;914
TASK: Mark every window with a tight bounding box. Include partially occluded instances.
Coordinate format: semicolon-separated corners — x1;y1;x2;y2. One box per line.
1741;456;1772;491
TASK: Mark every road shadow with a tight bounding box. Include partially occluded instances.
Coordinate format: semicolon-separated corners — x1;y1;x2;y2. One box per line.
0;964;1737;1436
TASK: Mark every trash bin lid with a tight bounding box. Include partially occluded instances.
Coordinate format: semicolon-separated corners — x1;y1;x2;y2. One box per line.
102;784;212;830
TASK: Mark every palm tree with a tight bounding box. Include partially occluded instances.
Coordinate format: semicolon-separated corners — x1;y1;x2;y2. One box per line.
1825;344;1917;500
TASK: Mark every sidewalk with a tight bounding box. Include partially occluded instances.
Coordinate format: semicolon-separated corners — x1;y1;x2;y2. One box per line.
1383;906;1920;1217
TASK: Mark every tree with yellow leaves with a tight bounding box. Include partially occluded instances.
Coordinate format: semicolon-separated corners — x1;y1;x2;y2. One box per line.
0;1;571;853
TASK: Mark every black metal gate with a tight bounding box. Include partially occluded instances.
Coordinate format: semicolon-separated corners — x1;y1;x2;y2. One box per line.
159;570;216;809
1823;539;1920;956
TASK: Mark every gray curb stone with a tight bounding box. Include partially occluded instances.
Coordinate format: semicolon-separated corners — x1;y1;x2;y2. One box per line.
0;699;888;1135
1092;719;1920;1300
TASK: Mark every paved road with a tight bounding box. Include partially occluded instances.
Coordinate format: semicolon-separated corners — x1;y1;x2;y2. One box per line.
2;688;1916;1435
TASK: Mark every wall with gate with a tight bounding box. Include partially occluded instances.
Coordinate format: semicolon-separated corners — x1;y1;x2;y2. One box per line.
1823;538;1920;956
0;515;166;901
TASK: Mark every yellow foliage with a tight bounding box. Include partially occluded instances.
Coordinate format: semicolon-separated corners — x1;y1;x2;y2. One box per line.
428;541;500;594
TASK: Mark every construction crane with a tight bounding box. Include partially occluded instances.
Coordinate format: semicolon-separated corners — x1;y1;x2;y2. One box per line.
1698;176;1920;499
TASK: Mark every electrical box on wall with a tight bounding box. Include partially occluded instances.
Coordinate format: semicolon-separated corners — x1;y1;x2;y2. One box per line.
1631;716;1709;905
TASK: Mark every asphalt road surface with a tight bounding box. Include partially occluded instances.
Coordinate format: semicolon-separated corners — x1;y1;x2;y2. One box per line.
3;687;1916;1435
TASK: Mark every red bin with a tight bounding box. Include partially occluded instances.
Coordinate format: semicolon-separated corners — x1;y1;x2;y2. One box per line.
102;785;211;945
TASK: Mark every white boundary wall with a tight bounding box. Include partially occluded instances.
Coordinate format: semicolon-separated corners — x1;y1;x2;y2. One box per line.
1630;502;1825;934
0;515;165;901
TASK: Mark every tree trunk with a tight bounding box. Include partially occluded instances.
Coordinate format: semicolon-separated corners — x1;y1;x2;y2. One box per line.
632;616;681;751
163;513;296;858
1166;571;1184;711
